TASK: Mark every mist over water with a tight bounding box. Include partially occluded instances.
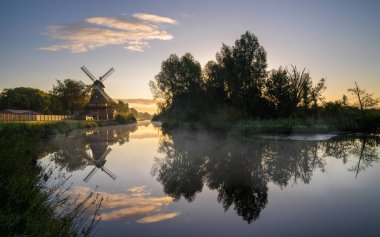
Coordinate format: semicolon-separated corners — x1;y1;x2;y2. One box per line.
39;122;380;237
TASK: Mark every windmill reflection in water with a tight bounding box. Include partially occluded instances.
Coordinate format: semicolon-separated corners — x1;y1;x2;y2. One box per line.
83;129;117;183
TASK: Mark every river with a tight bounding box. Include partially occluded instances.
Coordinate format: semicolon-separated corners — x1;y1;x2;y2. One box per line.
39;121;380;237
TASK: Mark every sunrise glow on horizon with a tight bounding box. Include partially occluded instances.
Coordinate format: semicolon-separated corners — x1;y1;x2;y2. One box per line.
1;0;379;106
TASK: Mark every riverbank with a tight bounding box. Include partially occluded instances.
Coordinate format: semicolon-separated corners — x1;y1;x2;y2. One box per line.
0;118;135;135
159;116;379;135
0;119;136;236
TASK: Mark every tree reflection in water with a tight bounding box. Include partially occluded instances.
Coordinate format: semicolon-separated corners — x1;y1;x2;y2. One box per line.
46;124;137;175
152;131;380;224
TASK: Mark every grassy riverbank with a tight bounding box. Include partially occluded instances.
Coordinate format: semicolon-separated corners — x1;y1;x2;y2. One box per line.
0;119;136;236
0;118;135;134
159;115;379;135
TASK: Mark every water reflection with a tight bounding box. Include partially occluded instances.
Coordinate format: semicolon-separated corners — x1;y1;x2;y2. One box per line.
45;124;137;178
41;124;380;228
68;186;178;223
325;136;380;177
153;131;380;223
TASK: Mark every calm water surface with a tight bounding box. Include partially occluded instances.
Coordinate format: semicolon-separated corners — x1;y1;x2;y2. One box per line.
39;122;380;237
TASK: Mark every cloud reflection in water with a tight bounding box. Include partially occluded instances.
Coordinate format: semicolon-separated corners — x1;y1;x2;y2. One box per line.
70;186;179;223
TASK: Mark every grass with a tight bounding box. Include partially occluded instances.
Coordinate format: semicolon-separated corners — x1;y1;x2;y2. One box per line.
0;119;137;236
0;119;135;136
159;115;378;135
234;118;330;135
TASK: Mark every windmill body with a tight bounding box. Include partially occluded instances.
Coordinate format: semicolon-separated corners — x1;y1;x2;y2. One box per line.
83;128;117;183
81;66;116;120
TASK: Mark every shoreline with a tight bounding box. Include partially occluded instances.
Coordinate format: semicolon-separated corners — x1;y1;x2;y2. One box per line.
0;119;137;137
157;117;379;136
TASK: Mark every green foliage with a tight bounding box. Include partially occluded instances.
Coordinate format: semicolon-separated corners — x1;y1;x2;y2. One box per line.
348;82;380;120
204;31;268;117
0;123;101;236
150;31;380;132
150;52;205;122
130;108;152;120
112;100;130;114
265;67;294;116
51;79;89;114
0;79;90;115
229;31;267;115
234;118;342;135
265;66;327;117
0;87;52;113
115;113;137;124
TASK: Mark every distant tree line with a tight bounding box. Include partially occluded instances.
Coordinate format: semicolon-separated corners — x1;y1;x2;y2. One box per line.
0;79;131;115
0;79;88;114
150;31;379;127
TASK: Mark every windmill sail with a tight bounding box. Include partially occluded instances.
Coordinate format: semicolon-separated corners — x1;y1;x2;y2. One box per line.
81;66;97;81
100;68;115;82
101;166;117;180
83;167;98;183
98;147;112;162
81;66;116;120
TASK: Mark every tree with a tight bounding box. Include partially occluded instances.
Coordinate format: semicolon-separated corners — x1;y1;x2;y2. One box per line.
112;100;130;114
212;31;267;116
203;60;227;110
232;31;267;114
51;79;89;114
348;82;379;118
286;65;313;111
150;53;204;121
265;67;293;116
0;87;51;113
265;66;326;116
311;78;327;110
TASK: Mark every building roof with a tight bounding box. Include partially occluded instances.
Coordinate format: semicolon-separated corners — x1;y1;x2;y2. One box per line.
3;109;42;115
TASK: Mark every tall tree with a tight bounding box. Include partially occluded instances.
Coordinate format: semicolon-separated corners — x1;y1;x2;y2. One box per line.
266;66;325;116
348;82;379;119
112;100;130;115
265;67;294;116
218;31;268;116
51;79;89;114
0;87;51;113
203;60;226;109
150;53;203;120
286;65;313;111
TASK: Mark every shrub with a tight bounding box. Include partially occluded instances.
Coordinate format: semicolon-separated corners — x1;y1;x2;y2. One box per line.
115;113;136;124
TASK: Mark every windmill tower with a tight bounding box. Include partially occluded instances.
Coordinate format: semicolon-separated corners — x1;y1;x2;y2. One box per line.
82;128;117;183
81;66;115;120
83;146;117;183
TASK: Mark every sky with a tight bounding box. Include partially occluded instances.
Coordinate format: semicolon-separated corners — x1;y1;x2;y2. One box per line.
1;0;379;110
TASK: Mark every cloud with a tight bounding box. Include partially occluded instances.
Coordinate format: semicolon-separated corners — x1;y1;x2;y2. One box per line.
133;13;177;24
69;186;179;223
114;98;157;113
137;212;180;223
125;98;157;105
40;13;177;53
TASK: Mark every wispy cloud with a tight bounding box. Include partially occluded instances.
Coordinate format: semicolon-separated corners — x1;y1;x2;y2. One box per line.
40;13;177;53
70;186;179;223
133;13;178;24
125;98;157;105
137;212;180;223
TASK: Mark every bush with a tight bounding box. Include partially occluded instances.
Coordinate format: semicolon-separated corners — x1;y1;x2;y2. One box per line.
115;113;137;124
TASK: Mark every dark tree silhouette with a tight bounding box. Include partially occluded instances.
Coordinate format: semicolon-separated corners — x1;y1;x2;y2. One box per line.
51;79;89;114
0;87;51;113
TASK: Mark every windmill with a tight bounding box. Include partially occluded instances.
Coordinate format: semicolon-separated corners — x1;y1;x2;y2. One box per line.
81;66;115;120
83;146;117;183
